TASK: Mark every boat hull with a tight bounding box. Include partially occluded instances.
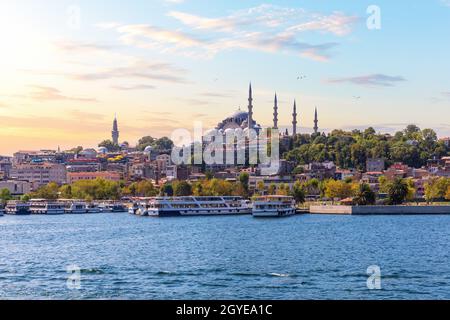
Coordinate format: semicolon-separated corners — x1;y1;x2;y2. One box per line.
147;209;251;217
252;208;296;218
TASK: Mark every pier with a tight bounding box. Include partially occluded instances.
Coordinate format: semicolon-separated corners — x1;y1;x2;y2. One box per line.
309;205;450;215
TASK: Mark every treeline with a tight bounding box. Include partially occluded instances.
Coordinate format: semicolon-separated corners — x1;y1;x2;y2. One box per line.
3;176;449;206
285;125;449;170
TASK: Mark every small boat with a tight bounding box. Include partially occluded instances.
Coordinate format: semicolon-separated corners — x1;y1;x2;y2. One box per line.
5;201;31;215
252;196;297;218
64;201;88;214
86;203;101;214
29;199;65;215
99;201;126;213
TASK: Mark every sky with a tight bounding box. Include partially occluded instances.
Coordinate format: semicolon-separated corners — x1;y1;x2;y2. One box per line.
0;0;449;155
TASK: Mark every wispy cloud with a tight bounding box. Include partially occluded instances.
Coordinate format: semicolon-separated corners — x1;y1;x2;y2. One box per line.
100;4;358;61
71;60;189;84
326;74;407;87
27;86;98;102
442;91;450;98
111;84;156;91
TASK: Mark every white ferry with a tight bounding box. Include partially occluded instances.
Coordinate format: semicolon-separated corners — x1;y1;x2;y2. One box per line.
252;196;297;218
86;203;101;214
98;202;126;213
133;196;251;217
5;201;31;215
29;199;65;215
64;201;88;214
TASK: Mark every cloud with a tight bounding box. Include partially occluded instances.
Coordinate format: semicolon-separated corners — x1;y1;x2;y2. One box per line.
27;86;98;102
101;5;358;61
71;60;189;84
326;74;406;87
441;0;450;7
199;92;233;98
53;40;114;54
68;109;105;121
442;91;450;98
0;102;7;108
111;84;156;91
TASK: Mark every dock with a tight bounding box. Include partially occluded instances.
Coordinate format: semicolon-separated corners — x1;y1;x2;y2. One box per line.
309;205;450;215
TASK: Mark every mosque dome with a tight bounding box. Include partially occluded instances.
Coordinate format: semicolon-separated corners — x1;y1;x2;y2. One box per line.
144;146;153;153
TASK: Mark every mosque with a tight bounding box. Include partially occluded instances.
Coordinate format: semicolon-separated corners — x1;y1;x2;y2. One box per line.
213;83;319;137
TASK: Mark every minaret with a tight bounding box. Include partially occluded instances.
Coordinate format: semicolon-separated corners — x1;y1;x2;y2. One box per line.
273;93;278;129
112;114;119;145
247;83;253;131
292;100;298;136
313;107;319;134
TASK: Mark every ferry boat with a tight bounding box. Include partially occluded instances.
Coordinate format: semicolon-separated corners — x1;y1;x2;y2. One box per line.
135;196;251;217
5;201;31;215
98;202;126;213
86;203;101;214
64;201;88;214
29;199;65;215
252;196;297;218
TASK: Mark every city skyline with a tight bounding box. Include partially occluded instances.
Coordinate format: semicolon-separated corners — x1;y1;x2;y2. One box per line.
1;0;450;155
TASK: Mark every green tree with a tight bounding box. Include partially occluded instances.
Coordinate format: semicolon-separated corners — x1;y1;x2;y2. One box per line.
291;181;306;204
0;188;12;206
136;136;156;151
324;180;353;200
238;172;250;196
160;183;174;197
98;140;120;152
31;182;60;200
354;183;376;206
173;181;192;196
387;178;409;205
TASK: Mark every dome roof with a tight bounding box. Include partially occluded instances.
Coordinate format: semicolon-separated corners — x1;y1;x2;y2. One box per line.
230;110;248;119
144;146;153;153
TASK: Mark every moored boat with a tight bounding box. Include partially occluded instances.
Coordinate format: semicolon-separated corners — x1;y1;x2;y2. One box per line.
142;196;251;217
29;199;65;215
252;196;296;218
64;200;88;214
86;203;101;214
5;200;31;215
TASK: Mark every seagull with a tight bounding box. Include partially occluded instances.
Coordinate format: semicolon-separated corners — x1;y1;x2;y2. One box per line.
297;75;307;80
353;96;361;99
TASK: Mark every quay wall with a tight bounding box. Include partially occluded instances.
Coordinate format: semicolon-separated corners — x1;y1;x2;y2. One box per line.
309;205;450;215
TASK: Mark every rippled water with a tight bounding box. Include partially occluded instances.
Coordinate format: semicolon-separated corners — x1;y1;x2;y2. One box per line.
1;213;450;300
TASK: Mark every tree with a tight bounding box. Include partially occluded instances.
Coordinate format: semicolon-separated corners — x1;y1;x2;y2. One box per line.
324;180;353;200
424;177;449;203
446;186;450;201
291;181;305;204
98;140;120;152
136;136;156;151
0;188;12;206
31;182;60;200
256;181;265;195
387;178;409;205
160;184;174;197
153;137;174;153
238;172;250;196
268;183;276;195
59;185;73;199
354;183;376;206
173;181;192;196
